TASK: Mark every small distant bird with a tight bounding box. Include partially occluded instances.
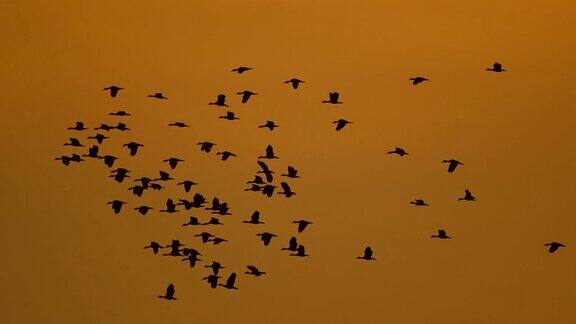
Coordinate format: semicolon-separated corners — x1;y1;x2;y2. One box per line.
202;275;221;289
322;92;343;104
114;122;130;131
205;261;225;275
134;177;152;188
209;237;228;245
216;151;237;161
168;122;189;127
182;251;202;268
99;155;118;168
158;283;177;300
409;76;429;85
177;180;198;192
64;137;83;147
281;237;298;251
148;92;167;99
107;200;125;214
163;157;183;169
197;142;216;153
209;94;229;107
257;161;274;182
87;133;109;144
333;119;351;131
160;199;178;213
218;111;239;121
82;145;100;158
244;184;262;192
247;175;266;185
284;78;304;89
356;246;376;260
143;241;163;254
110;168;130;183
261;184;276;197
387;147;409;156
458;189;476;201
195;232;214;244
128;185;145;197
232;66;252;74
486;62;506;72
410;199;429;207
281;166;300;178
544;242;566;253
94;123;114;131
278;182;296;198
164;240;185;257
258;144;279;159
442;159;464;173
103;86;123;98
292;220;312;233
219;273;239;290
203;217;223;226
245;265;266;276
236;90;257;104
290;245;309;257
109;110;131;116
123;142;143;156
192;193;207;207
54;155;73;166
431;229;451;239
206;198;221;211
243;211;264;224
182;216;201;226
134;205;153;215
68;121;88;131
258;120;279;131
150;183;164;190
154;171;173;181
256;232;277;246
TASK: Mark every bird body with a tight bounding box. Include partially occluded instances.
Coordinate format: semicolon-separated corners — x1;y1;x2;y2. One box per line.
236;90;257;104
356;246;376;260
103;86;123;98
409;76;429;85
148;92;167;99
158;283;177;300
284;78;304;89
333;119;351;131
259;120;279;131
486;62;506;72
442;159;463;173
232;66;252;74
545;242;566;253
322;92;343;104
431;229;451;239
387;147;409;156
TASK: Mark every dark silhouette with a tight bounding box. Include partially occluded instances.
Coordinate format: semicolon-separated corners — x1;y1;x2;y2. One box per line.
107;200;125;214
128;185;145;197
218;111;239;120
87;133;109;144
232;66;252;74
164;240;185;256
55;155;77;166
182;252;202;268
284;78;304;89
160;199;178;213
387;147;409;156
123;142;143;156
258;120;279;131
114;122;130;131
144;241;163;254
203;275;221;289
163;157;183;169
258;144;279;159
290;245;309;257
261;184;276;197
333;119;351;131
148;92;167;99
134;205;153;215
94;123;114;131
158;283;177;300
219;273;239;290
99;155;118;168
82;145;100;159
64;137;83;147
282;166;300;178
150;183;164;190
236;90;257;104
458;189;476;201
431;229;451;239
216;151;237;161
110;168;130;183
109;110;131;116
278;182;296;198
243;211;264;224
103;86;123;98
208;237;228;245
442;159;464;173
244;184;262;192
154;171;174;181
182;216;201;226
206;198;221;211
245;265;266;276
247;175;265;185
257;161;274;182
409;76;429;85
195;232;214;244
177;180;198;192
281;237;298;251
203;217;223;225
486;62;506;72
205;261;225;275
256;232;277;246
545;242;566;253
68;121;88;131
322;92;343;104
168;122;189;128
197;142;216;153
134;177;152;189
209;94;228;107
356;246;376;260
410;199;429;207
292;220;312;233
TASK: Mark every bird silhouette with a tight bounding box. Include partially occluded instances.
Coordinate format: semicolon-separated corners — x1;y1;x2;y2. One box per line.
203;217;223;226
82;145;100;159
545;242;566;253
245;265;266;276
87;133;109;144
182;253;202;268
216;151;237;161
208;237;228;245
143;241;163;254
292;220;312;233
219;273;239;290
168;122;189;128
148;92;167;99
218;111;240;120
163;157;184;169
164;240;185;256
322;92;343;104
458;189;476;201
68;121;88;131
110;168;130;183
109;110;131;116
290;245;309;257
281;237;298;251
154;171;174;181
54;155;76;166
410;199;429;207
209;94;228;107
247;175;266;185
261;184;276;197
333;119;351;131
177;180;198;192
243;211;265;224
195;232;215;244
157;283;177;300
232;66;252;74
244;184;262;192
486;62;506;72
278;182;296;198
150;183;164;190
257;161;274;182
258;120;279;131
206;198;221;211
205;261;225;275
284;78;304;89
134;205;153;215
442;159;463;173
387;147;409;156
128;185;145;197
134;177;152;189
431;229;451;239
256;232;277;246
203;275;222;289
409;76;429;85
197;142;216;153
64;137;83;147
123;142;143;156
114;122;130;131
160;199;178;213
182;216;202;226
236;90;257;104
107;200;125;214
282;166;300;178
356;246;376;260
94;123;114;131
100;155;118;168
258;145;279;159
103;86;123;97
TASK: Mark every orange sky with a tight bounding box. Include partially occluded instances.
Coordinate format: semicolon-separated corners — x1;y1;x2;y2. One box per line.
1;1;575;323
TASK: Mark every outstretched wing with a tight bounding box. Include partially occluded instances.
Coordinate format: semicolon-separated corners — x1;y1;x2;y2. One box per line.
257;160;270;172
227;273;236;286
330;92;339;102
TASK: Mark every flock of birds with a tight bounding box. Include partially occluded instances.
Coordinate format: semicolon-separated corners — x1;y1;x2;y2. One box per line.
56;62;566;300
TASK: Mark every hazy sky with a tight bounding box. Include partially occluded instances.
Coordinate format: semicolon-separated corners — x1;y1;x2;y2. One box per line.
1;1;575;323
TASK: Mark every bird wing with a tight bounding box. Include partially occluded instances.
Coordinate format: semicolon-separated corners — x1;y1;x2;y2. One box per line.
281;182;291;192
266;145;274;156
330;92;339;101
448;161;458;173
494;62;502;70
365;247;373;258
166;284;175;297
247;265;258;273
257;160;270;172
438;229;446;236
227;273;236;286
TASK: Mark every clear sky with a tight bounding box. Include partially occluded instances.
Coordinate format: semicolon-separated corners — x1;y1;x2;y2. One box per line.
1;1;575;323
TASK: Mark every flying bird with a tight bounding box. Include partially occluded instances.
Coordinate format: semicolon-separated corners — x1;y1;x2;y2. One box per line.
203;217;224;226
163;157;184;170
458;189;476;201
290;245;309;257
442;159;464;173
247;175;266;185
148;92;167;99
205;261;225;275
219;273;239;290
195;232;215;244
245;265;266;276
157;283;177;300
284;78;304;89
216;151;237;161
281;237;298;251
99;155;118;168
281;166;300;178
356;246;376;260
168;122;189;128
128;185;145;197
236;90;257;104
182;253;202;268
545;242;566;253
197;142;216;153
209;94;229;107
409;76;429;85
232;66;252;74
243;211;264;224
94;123;114;131
134;205;153;215
109;110;131;116
278;182;296;198
387;147;409;156
257;161;274;182
410;199;429;207
181;216;202;226
202;275;221;289
258;120;279;131
160;199;178;213
322;92;343;104
256;232;277;246
123;142;143;156
143;241;163;254
103;85;123;98
261;184;276;198
218;111;239;121
486;62;506;72
87;133;109;144
208;237;228;245
258;145;279;159
292;220;312;233
114;122;130;131
154;171;174;181
63;137;83;147
431;229;451;239
177;180;198;192
82;145;100;159
68;121;88;131
332;119;351;131
107;200;125;214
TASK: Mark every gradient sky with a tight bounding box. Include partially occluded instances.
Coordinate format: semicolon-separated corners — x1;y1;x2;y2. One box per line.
1;1;575;323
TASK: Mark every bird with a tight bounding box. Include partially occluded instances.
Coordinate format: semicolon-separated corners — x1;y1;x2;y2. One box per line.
218;111;239;120
63;137;83;147
322;92;343;104
281;237;298;251
150;183;164;190
292;220;312;233
206;198;221;211
356;246;376;260
256;232;277;246
157;283;177;300
209;94;228;107
431;229;451;239
182;216;202;226
134;177;152;189
160;199;178;213
154;171;174;181
182;253;202;268
103;86;123;98
409;76;429;85
94;123;114;131
258;144;279;159
216;151;237;161
195;232;214;244
284;78;304;89
123;142;143;156
458;189;476;201
245;265;266;276
219;273;239;290
109;110;131;116
486;62;506;72
82;145;100;158
69;154;84;163
243;211;264;224
202;275;221;289
177;180;198;192
164;240;185;256
100;155;118;168
387;147;409;156
442;159;464;173
203;217;223;226
232;66;252;74
54;155;73;166
278;182;296;198
163;157;184;170
110;168;130;183
410;199;429;207
107;200;125;214
261;184;276;198
213;203;231;216
178;198;197;210
236;90;257;104
258;120;279;131
257;161;274;182
208;237;228;245
205;261;225;275
282;166;300;178
168;122;189;128
197;142;216;153
192;193;207;207
143;241;163;254
247;175;266;185
134;205;153;215
114;123;130;131
148;92;167;99
244;184;262;192
68;121;88;131
332;119;351;131
128;185;145;197
544;242;566;253
290;245;309;257
87;133;109;144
